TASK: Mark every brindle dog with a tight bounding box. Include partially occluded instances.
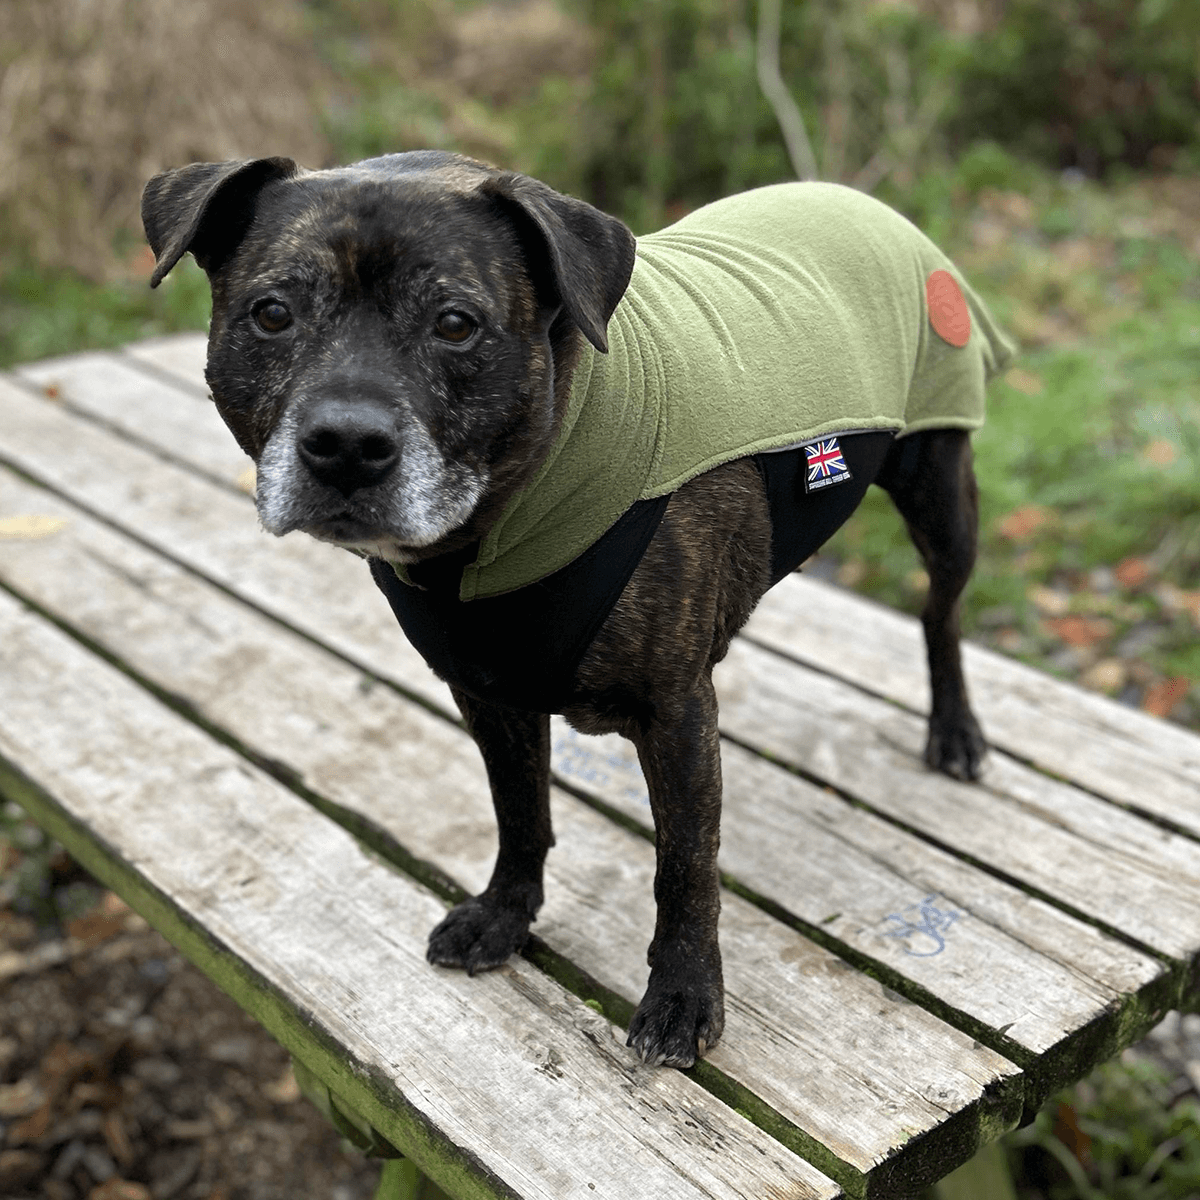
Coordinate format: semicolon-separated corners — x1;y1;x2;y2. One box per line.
142;152;986;1069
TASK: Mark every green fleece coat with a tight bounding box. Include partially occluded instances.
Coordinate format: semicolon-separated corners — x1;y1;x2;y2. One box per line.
452;181;1014;601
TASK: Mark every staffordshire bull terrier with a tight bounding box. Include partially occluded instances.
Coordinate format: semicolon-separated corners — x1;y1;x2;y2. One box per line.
142;151;1013;1068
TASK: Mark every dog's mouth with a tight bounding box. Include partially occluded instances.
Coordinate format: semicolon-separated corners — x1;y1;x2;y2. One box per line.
297;507;476;563
299;512;419;561
303;511;378;542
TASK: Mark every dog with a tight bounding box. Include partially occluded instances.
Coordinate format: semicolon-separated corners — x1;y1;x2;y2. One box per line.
142;151;1013;1069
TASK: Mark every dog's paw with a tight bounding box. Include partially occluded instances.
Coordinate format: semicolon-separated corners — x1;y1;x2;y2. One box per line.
426;895;534;975
925;711;987;781
626;964;725;1069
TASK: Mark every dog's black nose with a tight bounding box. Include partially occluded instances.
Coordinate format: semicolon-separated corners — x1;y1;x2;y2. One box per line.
297;398;400;496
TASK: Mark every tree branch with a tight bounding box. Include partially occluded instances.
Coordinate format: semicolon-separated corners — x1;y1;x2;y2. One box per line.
756;0;819;181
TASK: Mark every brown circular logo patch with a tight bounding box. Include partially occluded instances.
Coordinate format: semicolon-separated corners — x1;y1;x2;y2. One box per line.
926;269;971;348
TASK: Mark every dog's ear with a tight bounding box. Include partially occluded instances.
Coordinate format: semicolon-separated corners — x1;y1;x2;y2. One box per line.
479;173;635;353
141;157;297;288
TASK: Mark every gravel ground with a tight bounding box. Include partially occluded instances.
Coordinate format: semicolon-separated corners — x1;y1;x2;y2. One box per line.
0;883;382;1200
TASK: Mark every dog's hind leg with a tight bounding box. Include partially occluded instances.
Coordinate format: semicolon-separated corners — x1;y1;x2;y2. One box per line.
426;692;553;973
877;428;987;780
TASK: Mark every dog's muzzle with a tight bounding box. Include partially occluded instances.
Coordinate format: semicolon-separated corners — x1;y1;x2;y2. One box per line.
296;395;400;497
253;391;487;557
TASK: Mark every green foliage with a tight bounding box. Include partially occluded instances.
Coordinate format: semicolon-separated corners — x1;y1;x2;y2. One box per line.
1009;1058;1200;1198
947;0;1200;175
578;0;959;230
0;255;210;370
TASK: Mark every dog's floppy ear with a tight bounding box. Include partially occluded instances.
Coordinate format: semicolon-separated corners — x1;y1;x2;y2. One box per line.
479;173;635;353
141;157;297;287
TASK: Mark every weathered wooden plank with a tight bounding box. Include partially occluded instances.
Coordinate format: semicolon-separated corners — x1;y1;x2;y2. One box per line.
122;332;209;391
0;590;842;1200
746;575;1200;834
17;351;251;491
0;374;1179;1086
0;467;1021;1195
23;343;1200;840
0;372;454;715
552;725;1169;1093
713;636;1200;964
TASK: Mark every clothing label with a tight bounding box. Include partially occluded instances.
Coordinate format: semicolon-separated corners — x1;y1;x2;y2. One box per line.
804;437;852;492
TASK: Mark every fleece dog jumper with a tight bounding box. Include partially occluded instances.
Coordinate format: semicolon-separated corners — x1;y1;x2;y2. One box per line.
371;182;1014;710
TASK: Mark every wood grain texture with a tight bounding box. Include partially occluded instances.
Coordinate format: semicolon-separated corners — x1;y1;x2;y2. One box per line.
0;373;454;714
0;590;841;1200
551;724;1166;1078
746;575;1200;833
0;464;1021;1190
121;333;209;391
18;351;251;490
714;637;1200;964
25;339;1200;836
27;343;1200;841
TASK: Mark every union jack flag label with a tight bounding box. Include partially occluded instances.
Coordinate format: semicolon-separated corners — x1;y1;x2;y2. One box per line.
803;436;852;492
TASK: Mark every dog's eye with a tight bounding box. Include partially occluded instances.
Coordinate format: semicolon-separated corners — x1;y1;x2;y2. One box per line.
253;300;292;334
434;311;476;344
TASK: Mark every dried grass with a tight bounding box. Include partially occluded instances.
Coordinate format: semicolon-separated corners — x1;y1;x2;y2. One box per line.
0;0;331;280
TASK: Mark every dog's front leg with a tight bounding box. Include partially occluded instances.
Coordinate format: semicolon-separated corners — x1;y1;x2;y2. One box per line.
627;673;725;1068
426;690;553;974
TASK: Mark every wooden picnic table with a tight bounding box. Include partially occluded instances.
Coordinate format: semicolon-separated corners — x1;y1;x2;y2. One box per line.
2;334;1200;1199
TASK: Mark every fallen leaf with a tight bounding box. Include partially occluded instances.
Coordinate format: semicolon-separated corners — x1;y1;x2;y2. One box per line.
1043;615;1114;648
1080;658;1127;693
165;1118;215;1140
1155;584;1200;626
1114;556;1152;588
103;1111;135;1167
997;505;1053;542
7;1101;51;1145
1004;367;1044;395
1142;677;1191;718
128;244;158;280
1053;1101;1092;1170
0;515;68;540
1028;585;1070;616
65;910;127;949
262;1064;301;1104
0;1077;43;1118
1143;438;1178;466
89;1180;152;1200
42;382;61;400
100;891;130;915
0;1148;44;1187
40;1040;92;1092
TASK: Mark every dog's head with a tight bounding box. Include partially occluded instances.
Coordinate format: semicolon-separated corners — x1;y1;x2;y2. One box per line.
141;152;635;562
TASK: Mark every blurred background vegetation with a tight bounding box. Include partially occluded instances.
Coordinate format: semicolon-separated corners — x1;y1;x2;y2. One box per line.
1;0;1197;738
1;0;1199;1194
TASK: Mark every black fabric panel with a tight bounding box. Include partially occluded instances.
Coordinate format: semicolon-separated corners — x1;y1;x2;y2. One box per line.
369;494;670;712
754;431;896;586
370;430;896;714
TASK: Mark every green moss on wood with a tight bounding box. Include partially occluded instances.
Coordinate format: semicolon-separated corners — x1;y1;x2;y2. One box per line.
0;755;518;1200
